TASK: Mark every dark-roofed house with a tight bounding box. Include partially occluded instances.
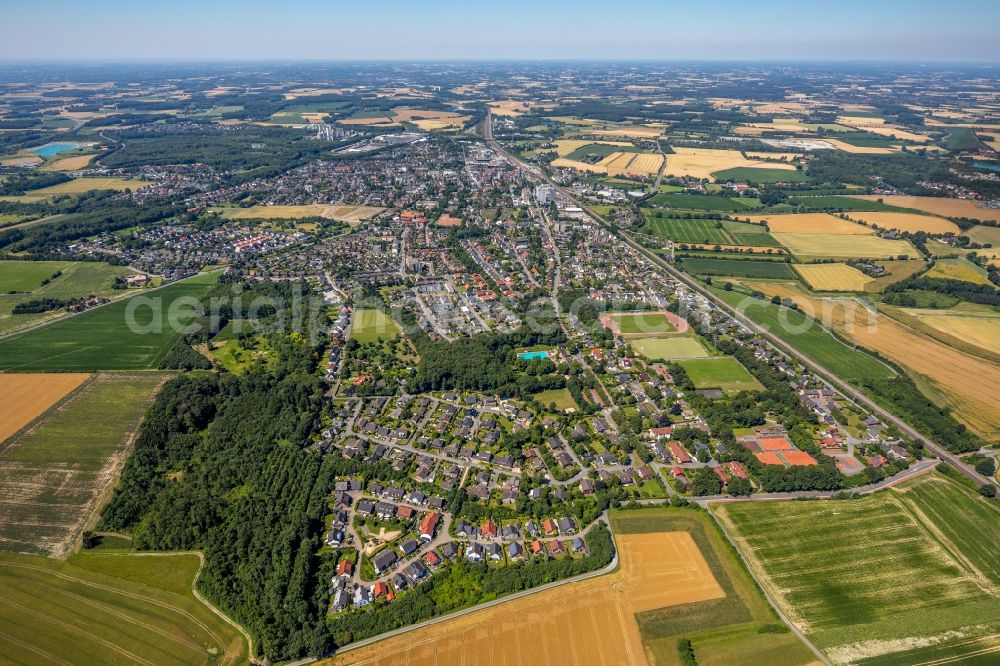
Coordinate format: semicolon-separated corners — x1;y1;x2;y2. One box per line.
372;549;398;574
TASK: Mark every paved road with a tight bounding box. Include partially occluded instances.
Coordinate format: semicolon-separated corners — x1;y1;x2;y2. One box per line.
483;112;995;491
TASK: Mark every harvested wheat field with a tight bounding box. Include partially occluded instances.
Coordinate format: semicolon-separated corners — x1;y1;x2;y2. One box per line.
898;310;1000;359
330;532;724;666
773;233;918;259
598;151;664;177
591;125;665;139
844;211;959;234
410;117;469;131
748;282;1000;441
228;204;382;224
854;195;1000;223
337;117;398;126
0;373;90;443
743;151;803;161
795;263;873;292
665;147;797;181
39;154;95;171
757;213;873;235
551;157;608;174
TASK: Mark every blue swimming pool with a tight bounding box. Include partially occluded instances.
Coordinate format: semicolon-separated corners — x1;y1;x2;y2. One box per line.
33;142;83;158
518;351;551;361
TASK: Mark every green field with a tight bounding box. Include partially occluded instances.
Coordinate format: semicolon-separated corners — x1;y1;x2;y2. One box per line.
679;357;762;392
0;261;139;335
351;308;400;344
0;374;165;557
640;214;778;247
711;287;895;380
784;196;903;212
967;224;1000;247
926;257;993;286
0;260;72;292
680;258;796;280
611;311;675;334
533;388;578;412
0;550;247;664
565;143;642;160
714;473;1000;665
712;167;808;184
609;508;816;666
0;272;218;371
632;336;710;360
647;192;762;212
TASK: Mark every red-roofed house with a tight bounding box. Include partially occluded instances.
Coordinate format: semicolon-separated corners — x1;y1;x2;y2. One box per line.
726;461;750;479
337;559;353;578
420;512;440;542
669;442;692;464
373;582;388;598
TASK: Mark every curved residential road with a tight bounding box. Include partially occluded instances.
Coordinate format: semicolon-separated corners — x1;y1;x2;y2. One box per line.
483;112;995;491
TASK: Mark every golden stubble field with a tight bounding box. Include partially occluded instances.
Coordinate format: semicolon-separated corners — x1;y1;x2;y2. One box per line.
794;263;873;291
742;280;1000;441
854;196;1000;223
664;147;797;181
844;211;959;235
228;204;383;224
757;213;872;235
0;373;91;443
329;531;725;666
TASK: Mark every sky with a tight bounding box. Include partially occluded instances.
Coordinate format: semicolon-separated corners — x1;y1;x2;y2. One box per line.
2;0;999;62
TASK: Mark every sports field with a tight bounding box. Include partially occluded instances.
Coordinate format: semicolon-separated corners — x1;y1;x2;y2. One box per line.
331;528;727;666
853;195;1000;223
632;337;711;361
714;473;1000;665
226;204;382;224
772;233;919;260
0;550;248;665
0;373;90;443
0;374;165;557
758;213;872;235
0;272;218;371
679;357;762;392
611;311;676;334
844;211;959;234
794;263;873;291
926;257;993;285
351;308;400;344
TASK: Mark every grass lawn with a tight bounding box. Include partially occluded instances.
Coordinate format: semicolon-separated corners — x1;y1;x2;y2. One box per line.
0;550;247;664
609;508;816;666
351;308;399;344
533;388;578;412
680;258;796;280
713;472;1000;664
711;287;894;381
679;357;762;392
0;374;165;557
0;272;218;371
632;336;710;360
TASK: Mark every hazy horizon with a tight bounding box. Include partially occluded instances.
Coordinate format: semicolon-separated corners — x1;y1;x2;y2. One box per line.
4;0;999;62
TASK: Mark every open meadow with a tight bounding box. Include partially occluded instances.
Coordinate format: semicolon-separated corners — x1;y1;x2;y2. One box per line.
0;550;247;665
926;257;993;285
714;473;1000;665
632;336;711;361
351;308;400;344
0;272;218;371
0;374;166;558
0;260;137;335
0;373;90;443
681;258;797;280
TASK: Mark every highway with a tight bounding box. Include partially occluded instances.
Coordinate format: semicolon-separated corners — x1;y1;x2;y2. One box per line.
483;112;995;491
